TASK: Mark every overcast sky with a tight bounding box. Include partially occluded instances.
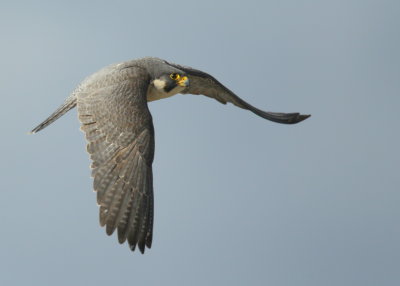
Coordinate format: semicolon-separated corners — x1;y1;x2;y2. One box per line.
1;1;399;285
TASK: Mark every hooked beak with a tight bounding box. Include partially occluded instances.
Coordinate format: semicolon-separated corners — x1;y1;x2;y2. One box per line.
177;76;189;87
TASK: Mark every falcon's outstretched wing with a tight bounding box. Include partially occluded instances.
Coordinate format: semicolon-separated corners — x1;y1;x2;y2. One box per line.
77;67;154;253
167;62;310;124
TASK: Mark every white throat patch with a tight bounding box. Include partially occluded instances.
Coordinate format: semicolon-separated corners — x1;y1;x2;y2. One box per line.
147;79;185;102
152;79;166;91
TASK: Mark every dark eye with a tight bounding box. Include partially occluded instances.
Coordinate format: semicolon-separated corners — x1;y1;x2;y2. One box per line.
170;73;180;80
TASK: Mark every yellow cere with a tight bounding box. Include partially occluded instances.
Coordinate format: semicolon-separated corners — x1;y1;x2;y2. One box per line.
177;76;189;87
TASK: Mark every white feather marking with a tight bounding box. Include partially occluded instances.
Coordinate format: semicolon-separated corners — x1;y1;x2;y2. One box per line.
152;79;165;90
147;79;185;102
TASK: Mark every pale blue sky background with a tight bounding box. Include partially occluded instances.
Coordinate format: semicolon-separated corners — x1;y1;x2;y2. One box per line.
1;1;399;285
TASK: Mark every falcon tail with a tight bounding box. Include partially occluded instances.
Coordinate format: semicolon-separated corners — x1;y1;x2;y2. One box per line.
30;95;77;134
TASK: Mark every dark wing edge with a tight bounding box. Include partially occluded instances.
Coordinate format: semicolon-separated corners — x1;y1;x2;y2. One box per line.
77;73;154;254
167;62;311;124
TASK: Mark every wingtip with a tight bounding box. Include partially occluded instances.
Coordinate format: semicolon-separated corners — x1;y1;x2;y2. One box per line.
127;240;150;254
279;112;311;124
138;243;146;254
30;126;41;134
256;110;312;125
294;113;311;124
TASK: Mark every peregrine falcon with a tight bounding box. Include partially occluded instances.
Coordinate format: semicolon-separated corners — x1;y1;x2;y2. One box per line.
31;57;310;253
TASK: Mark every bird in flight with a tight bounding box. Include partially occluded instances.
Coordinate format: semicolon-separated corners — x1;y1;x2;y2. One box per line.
31;57;310;253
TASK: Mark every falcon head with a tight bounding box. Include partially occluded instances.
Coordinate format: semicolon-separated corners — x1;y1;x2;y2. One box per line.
147;71;190;101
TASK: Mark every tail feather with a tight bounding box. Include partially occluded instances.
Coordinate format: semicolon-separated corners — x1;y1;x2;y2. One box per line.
30;95;77;133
